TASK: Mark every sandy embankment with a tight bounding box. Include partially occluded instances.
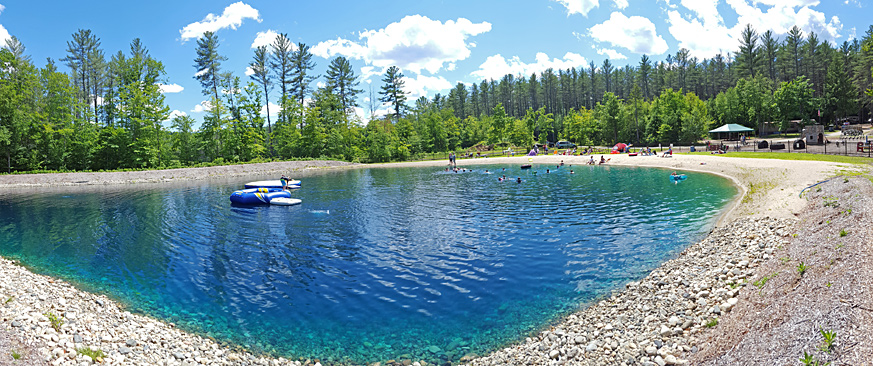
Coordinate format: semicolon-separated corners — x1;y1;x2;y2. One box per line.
0;154;868;366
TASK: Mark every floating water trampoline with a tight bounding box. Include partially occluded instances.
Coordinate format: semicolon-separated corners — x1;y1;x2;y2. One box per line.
244;180;301;189
229;188;292;205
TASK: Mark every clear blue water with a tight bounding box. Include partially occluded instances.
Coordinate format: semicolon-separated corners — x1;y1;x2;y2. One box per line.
0;165;736;364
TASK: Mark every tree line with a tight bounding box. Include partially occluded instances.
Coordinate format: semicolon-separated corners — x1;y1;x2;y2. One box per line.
1;24;872;172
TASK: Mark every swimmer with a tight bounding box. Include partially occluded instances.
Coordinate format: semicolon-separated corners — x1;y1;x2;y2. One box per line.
570;170;575;174
560;160;564;166
517;177;522;183
546;169;550;173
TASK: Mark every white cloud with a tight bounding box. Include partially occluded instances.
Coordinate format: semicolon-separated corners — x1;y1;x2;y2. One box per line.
194;68;209;77
596;48;628;60
612;0;629;9
0;24;9;46
666;0;844;59
251;29;278;48
168;110;188;120
179;2;261;42
471;52;589;81
158;83;184;94
0;4;10;45
260;102;281;119
552;0;599;16
245;66;255;76
401;74;453;100
312;38;367;60
311;15;491;75
589;12;669;55
191;100;213;113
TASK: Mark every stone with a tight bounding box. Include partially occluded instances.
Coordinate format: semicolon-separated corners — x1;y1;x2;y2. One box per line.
126;339;137;347
659;325;672;337
664;355;678;364
119;346;131;355
668;316;679;326
574;336;586;345
427;346;440;353
586;341;598;352
711;305;721;315
173;352;184;360
645;346;657;355
549;350;560;359
654;355;667;366
11;321;21;327
73;335;82;343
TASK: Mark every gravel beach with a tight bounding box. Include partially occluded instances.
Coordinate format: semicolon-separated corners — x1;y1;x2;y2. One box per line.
0;155;869;365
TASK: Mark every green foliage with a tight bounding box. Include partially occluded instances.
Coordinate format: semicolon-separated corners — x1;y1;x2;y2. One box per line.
819;328;836;353
754;272;778;288
705;318;718;328
839;229;848;237
76;347;105;362
797;261;808;276
4;296;12;304
800;351;831;366
11;350;21;359
44;311;63;331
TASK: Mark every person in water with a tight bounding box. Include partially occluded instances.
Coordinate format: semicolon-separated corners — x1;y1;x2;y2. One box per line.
588;156;595;165
280;175;289;189
570;170;575;174
517;177;522;183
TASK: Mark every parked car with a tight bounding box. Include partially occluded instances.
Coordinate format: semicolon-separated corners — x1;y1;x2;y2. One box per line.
555;141;576;149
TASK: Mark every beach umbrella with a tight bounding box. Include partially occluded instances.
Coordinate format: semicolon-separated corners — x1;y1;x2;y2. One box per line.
613;143;627;151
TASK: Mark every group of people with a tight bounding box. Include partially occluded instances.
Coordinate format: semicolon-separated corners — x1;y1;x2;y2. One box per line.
586;156;610;165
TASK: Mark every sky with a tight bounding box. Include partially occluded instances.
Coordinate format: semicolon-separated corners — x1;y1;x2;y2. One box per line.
0;0;869;126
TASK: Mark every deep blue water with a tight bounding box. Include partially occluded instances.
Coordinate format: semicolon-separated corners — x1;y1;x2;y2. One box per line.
0;165;736;364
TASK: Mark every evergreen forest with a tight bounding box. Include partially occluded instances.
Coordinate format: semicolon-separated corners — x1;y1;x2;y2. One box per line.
1;24;872;172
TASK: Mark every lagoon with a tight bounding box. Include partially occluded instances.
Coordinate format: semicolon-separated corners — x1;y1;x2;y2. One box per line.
0;165;736;364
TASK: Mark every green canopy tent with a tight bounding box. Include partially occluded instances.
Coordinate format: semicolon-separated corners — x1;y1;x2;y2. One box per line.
709;124;754;141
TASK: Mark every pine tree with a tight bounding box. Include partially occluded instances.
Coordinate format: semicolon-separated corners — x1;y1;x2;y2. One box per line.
270;33;294;124
193;31;226;120
761;30;779;80
61;29;103;124
324;56;362;114
249;45;273;135
290;42;317;108
737;24;760;79
379;66;407;121
639;55;652;100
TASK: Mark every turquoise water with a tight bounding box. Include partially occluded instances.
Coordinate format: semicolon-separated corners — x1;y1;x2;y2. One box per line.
0;165;736;364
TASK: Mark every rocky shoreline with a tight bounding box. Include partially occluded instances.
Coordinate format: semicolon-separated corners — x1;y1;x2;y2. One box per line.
465;217;794;366
0;216;792;366
0;157;863;365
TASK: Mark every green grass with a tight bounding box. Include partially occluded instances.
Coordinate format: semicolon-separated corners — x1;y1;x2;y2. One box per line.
11;350;21;360
44;312;63;331
4;297;12;304
76;347;105;362
839;229;848;237
689;151;873;165
754;272;778;288
820;328;837;353
705;318;718;328
797;262;808;276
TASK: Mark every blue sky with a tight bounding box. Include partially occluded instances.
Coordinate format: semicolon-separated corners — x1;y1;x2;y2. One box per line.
0;0;868;125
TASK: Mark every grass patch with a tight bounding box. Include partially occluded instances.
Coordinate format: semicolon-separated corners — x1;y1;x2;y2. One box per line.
11;350;21;360
801;351;831;366
4;296;12;304
703;151;873;165
754;272;778;288
797;262;808;277
76;347;105;362
839;229;848;237
44;312;63;331
820;328;836;353
705;318;718;328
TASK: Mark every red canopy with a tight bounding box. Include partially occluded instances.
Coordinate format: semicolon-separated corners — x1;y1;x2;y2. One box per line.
613;143;627;151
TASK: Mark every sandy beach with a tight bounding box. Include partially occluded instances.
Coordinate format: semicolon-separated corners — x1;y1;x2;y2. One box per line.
0;154;870;365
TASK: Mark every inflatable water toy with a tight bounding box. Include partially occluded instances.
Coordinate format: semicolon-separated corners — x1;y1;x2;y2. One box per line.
270;197;302;206
244;180;301;189
670;174;688;183
229;188;292;205
520;164;532;169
